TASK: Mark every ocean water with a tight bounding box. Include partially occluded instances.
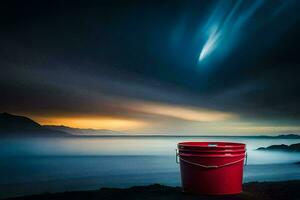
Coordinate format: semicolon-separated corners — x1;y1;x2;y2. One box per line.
0;136;300;198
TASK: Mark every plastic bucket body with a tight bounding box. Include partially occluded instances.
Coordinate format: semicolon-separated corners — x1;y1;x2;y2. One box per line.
178;142;246;195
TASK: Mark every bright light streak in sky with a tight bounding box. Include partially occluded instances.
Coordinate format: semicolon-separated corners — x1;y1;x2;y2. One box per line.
198;0;265;63
199;27;220;61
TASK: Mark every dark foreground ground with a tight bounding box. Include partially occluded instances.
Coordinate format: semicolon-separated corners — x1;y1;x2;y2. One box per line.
4;180;300;200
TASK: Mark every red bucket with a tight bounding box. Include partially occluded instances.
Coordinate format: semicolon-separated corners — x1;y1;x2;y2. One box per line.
177;142;246;195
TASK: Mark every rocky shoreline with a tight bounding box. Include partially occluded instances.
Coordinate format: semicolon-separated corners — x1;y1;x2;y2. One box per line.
4;180;300;200
257;143;300;152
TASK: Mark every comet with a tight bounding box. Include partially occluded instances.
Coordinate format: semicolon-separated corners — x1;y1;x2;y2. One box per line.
198;0;265;63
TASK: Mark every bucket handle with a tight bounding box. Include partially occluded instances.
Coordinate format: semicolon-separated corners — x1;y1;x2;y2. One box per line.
176;149;180;164
176;149;247;169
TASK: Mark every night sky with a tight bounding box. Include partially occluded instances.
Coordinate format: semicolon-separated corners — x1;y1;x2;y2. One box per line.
1;0;300;135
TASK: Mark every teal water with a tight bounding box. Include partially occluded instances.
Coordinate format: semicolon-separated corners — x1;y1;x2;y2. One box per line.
1;136;300;198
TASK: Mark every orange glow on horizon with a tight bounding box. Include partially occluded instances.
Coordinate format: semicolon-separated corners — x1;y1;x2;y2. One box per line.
26;100;238;132
34;116;147;131
25;113;300;135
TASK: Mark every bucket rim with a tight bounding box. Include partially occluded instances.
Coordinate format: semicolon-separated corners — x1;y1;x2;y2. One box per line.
178;142;245;149
179;152;245;157
178;149;246;153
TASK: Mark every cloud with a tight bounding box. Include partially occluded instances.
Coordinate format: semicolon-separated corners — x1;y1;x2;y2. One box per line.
126;101;236;122
1;1;300;134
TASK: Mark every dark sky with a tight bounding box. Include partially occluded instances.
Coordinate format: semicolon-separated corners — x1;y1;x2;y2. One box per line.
1;0;300;134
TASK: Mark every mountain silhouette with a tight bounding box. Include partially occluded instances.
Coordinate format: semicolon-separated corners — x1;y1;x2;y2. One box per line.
257;143;300;152
0;112;70;137
45;125;125;136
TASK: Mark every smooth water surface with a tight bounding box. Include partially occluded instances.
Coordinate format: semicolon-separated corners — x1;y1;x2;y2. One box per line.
1;136;300;198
